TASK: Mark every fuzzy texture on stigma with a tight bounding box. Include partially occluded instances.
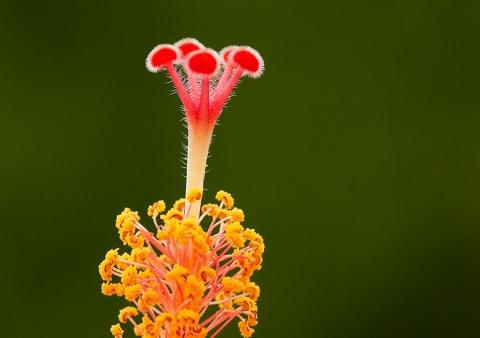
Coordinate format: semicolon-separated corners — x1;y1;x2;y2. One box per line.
145;38;264;218
145;38;264;130
99;189;264;338
175;38;204;58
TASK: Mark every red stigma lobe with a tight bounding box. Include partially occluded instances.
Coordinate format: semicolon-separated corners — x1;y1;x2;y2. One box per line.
220;46;238;63
223;50;232;61
146;45;179;72
175;38;204;59
145;38;264;129
233;49;260;73
178;42;201;57
151;48;177;67
187;50;219;76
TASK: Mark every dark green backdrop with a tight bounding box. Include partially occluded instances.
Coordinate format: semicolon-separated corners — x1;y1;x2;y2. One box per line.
1;0;479;337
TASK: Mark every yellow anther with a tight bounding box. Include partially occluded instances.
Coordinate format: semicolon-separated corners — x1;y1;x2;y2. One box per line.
105;249;119;261
118;306;138;323
185;275;205;305
142;288;160;307
98;249;118;281
229;207;245;222
221;277;244;293
165;264;189;283
186;187;203;202
157;218;179;241
243;282;260;301
191;327;207;338
159;254;172;265
173;198;186;211
156;229;168;240
181;218;200;235
155;312;175;326
121;265;138;287
124;284;142;301
217;209;230;219
116;208;140;228
199;266;216;282
116;286;125;297
244;228;263;240
125;233;145;248
192;234;210;254
234;296;257;312
201;203;219;217
161;208;183;222
116;253;130;270
147;200;166;218
176;309;199;325
225;222;245;248
110;324;123;338
101;282;124;297
131;247;151;264
174;218;203;244
139;269;154;279
101;283;116;296
135;315;160;338
244;250;263;272
133;325;143;337
183;217;199;229
215;190;234;209
247;312;258;326
238;320;255;338
116;208;140;244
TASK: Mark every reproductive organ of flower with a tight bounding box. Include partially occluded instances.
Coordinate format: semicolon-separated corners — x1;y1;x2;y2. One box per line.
99;38;265;338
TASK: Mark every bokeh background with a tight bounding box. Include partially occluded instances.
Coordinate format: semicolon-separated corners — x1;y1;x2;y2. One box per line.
1;0;479;337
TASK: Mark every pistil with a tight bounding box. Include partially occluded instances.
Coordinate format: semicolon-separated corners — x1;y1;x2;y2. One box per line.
145;40;264;221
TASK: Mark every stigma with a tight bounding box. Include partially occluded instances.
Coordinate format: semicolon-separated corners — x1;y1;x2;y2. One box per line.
145;38;264;130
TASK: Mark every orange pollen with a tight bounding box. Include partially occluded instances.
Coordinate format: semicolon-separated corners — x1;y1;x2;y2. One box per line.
100;191;264;338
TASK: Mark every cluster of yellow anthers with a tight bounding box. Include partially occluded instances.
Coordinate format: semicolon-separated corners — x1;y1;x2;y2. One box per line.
99;188;264;338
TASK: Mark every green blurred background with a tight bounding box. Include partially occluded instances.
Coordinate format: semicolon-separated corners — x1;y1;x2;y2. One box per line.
1;0;479;337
